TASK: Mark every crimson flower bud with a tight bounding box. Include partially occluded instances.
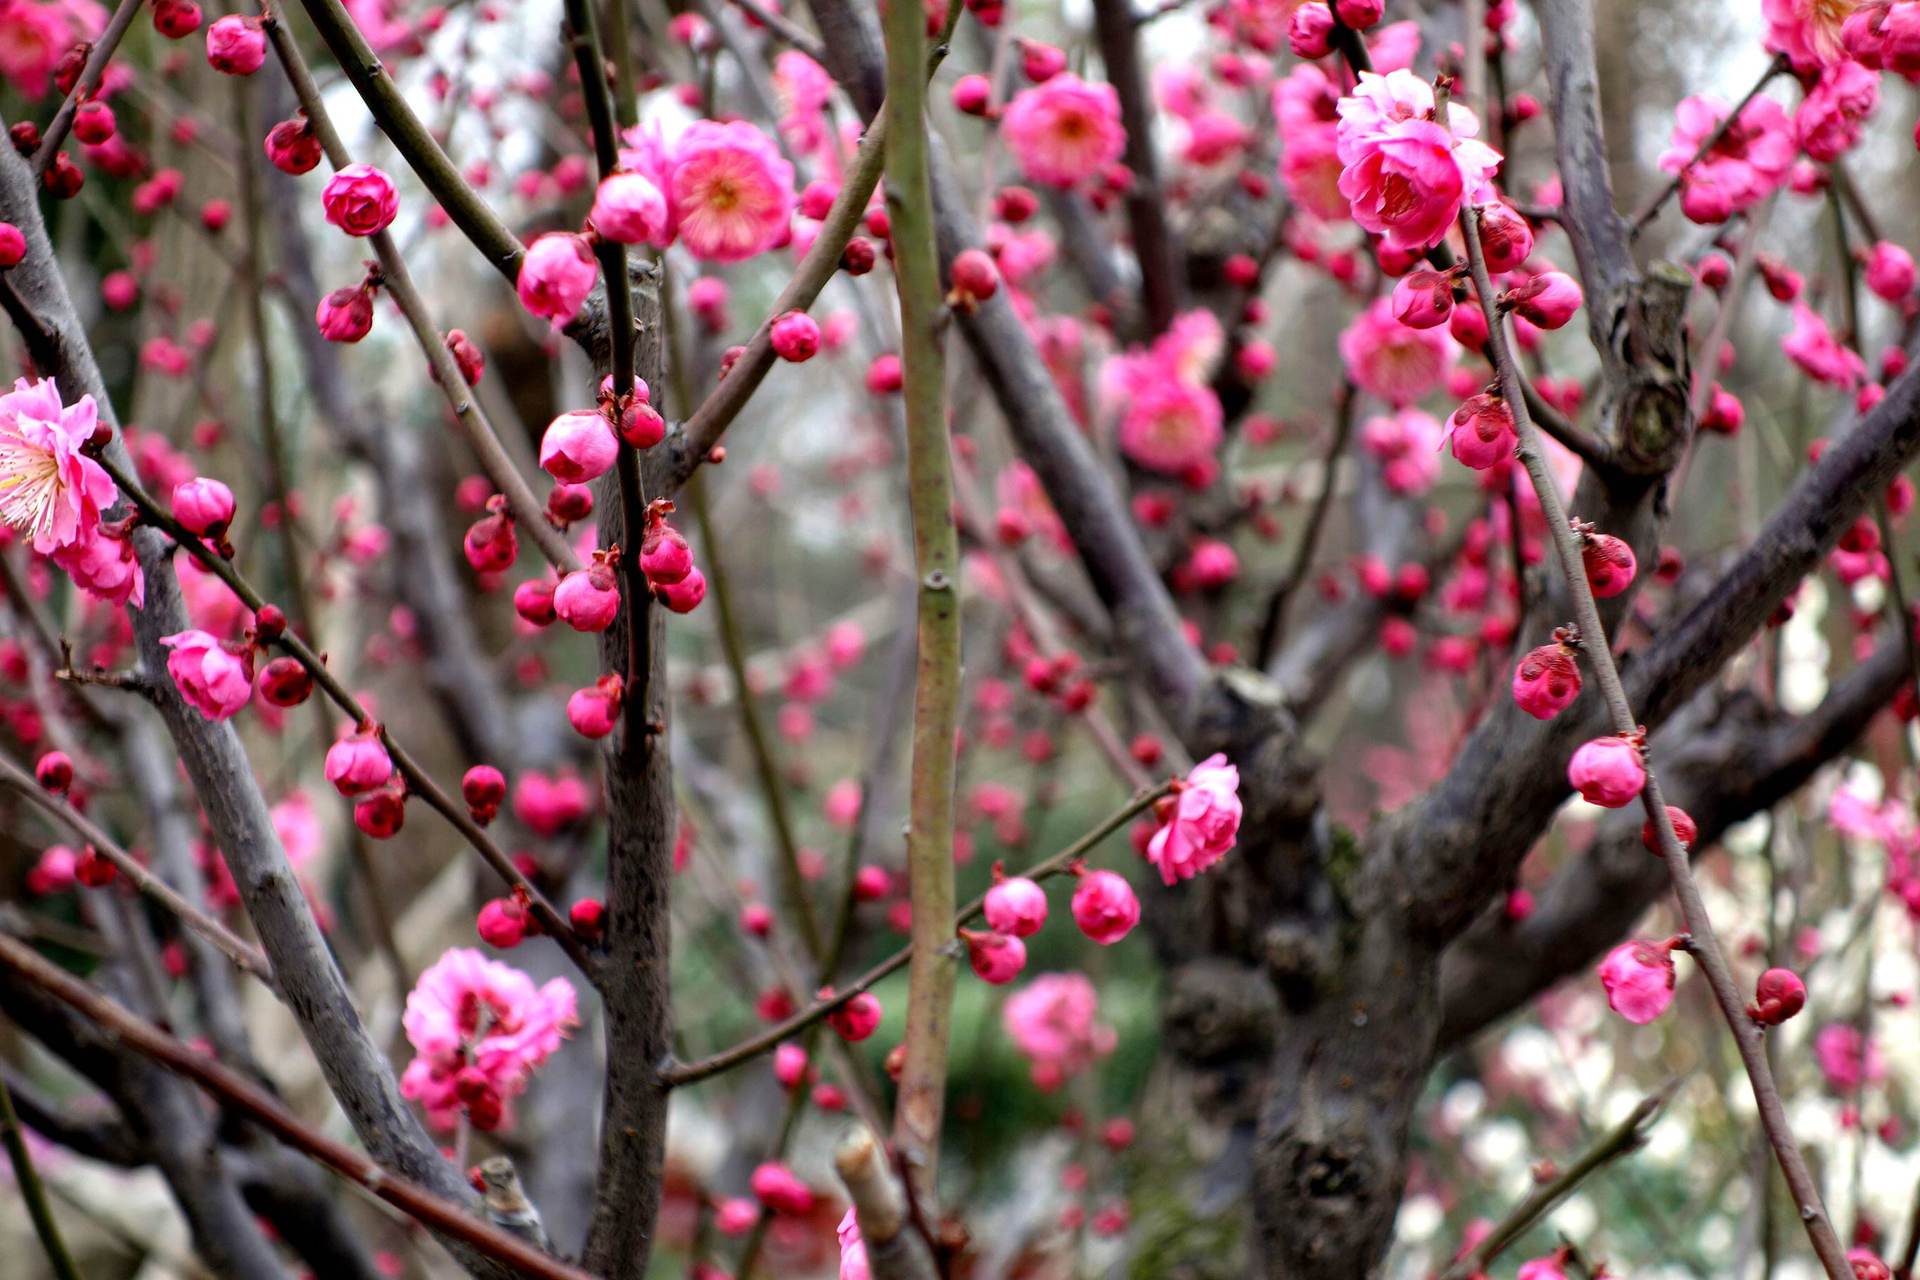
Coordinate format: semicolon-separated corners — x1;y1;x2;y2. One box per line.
640;521;692;586
253;603;286;639
1476;201;1534;273
962;929;1027;984
952;73;993;116
995;186;1038;223
0;221;23;267
172;476;235;535
656;567;707;614
264;116;324;175
770;310;820;362
463;503;518;573
1333;0;1382;29
1288;1;1334;58
1640;804;1698;854
466;1087;504;1132
205;14;267;75
316;285;374;343
1018;38;1065;82
353;787;406;839
9;122;41;156
617;400;665;448
840;237;877;275
948;248;999;310
512;578;557;627
826;989;882;1042
1511;642;1581;720
569;897;605;941
461;764;506;824
53;43;89;97
257;656;312;707
72;100;115;146
1568;735;1646;808
1747;967;1806;1026
477;896;529;949
443;328;485;385
43;153;84;199
75;845;116;888
1390;269;1454;330
1507;270;1583;330
1580;530;1637;598
34;751;73;793
566;675;624;739
152;0;202;38
547;482;594;525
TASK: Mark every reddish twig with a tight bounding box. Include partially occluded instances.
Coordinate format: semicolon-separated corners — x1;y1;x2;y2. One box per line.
90;453;594;975
664;782;1170;1087
1461;200;1852;1280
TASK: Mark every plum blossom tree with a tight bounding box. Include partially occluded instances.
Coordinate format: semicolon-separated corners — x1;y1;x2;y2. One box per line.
0;0;1916;1277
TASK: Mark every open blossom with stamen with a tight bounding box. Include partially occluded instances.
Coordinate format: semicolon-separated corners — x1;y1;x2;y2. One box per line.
0;377;116;554
1001;73;1127;188
669;120;795;263
1340;297;1458;406
1765;0;1865;70
1334;70;1501;252
1002;971;1115;1089
399;947;577;1131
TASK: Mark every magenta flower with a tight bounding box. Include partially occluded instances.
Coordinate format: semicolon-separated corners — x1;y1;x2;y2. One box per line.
1568;735;1647;808
1447;392;1517;470
1656;94;1795;224
50;525;143;607
1070;868;1140;945
1764;0;1858;70
1783;302;1868;388
1340;297;1458;406
590;171;670;247
1334;70;1502;252
0;377;116;555
324;723;394;797
539;409;618;484
1001;73;1127;188
204;14;265;75
837;1208;871;1280
1597;939;1677;1024
984;868;1048;937
517;231;599;327
160;629;253;721
1795;59;1879;162
750;1161;814;1215
1511;642;1582;720
1145;753;1242;887
1002;971;1115;1089
1814;1023;1886;1091
399;948;577;1131
669;120;795;263
320;163;399;237
1359;409;1444;495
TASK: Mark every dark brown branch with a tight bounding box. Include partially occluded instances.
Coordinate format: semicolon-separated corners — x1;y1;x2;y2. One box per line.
1092;0;1183;334
0;934;599;1280
1537;0;1641;311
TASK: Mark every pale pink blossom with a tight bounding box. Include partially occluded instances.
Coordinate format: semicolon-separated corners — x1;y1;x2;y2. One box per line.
1002;971;1115;1087
1795;59;1879;161
50;525;142;607
0;377;115;554
1814;1022;1886;1090
1334;70;1501;252
1783;302;1868;387
1002;73;1126;188
670;121;796;263
1658;94;1796;223
772;50;835;155
837;1208;871;1280
1339;297;1458;406
1360;409;1444;494
1597;939;1676;1024
399;948;578;1130
160;629;252;721
1766;0;1864;70
1145;753;1242;886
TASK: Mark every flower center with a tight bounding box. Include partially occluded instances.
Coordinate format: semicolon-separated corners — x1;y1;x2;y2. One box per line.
0;439;61;540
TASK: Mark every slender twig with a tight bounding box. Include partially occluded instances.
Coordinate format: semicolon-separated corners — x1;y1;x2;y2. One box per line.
91;453;593;972
291;0;527;279
684;473;822;955
1626;56;1788;238
0;933;599;1280
1254;385;1354;667
664;782;1170;1087
1439;1081;1678;1280
729;0;828;60
668;110;889;486
29;0;145;177
1461;201;1853;1280
1520;380;1612;474
1092;0;1181;333
0;752;277;988
261;13;580;573
0;1070;83;1280
883;0;961;1204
